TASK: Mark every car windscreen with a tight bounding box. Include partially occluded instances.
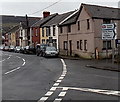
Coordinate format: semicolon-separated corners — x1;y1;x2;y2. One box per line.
46;47;56;51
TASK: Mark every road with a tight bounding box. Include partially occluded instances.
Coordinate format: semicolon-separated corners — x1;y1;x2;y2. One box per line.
1;51;120;102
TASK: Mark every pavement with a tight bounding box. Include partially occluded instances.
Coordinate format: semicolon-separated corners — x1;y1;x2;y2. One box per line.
60;55;120;72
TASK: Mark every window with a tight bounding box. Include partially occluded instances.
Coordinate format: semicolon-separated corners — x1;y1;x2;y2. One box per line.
87;19;90;30
53;25;56;36
78;21;80;30
67;25;71;32
63;41;68;50
103;40;112;50
60;26;63;33
77;41;79;49
80;40;82;50
42;28;44;37
84;40;87;51
35;28;38;36
103;19;111;24
46;27;50;37
42;39;45;44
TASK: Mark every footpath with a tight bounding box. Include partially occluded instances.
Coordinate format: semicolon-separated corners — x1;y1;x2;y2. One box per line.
60;56;120;72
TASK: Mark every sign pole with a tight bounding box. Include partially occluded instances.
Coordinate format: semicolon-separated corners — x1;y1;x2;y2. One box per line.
106;39;108;59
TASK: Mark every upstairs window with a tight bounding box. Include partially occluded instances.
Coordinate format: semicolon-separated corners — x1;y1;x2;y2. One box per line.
60;26;63;33
46;27;50;37
78;21;80;30
103;19;111;24
67;25;71;32
42;28;44;37
53;25;56;36
87;19;90;30
35;28;38;36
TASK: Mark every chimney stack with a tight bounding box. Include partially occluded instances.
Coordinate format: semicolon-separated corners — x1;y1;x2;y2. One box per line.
43;11;50;18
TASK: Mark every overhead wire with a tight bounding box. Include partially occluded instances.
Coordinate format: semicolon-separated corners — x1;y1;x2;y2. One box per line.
28;0;62;15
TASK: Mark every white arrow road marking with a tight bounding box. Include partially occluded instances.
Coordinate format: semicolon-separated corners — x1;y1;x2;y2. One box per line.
4;56;26;75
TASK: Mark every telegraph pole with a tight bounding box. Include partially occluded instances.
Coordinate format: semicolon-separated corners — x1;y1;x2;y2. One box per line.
25;14;29;46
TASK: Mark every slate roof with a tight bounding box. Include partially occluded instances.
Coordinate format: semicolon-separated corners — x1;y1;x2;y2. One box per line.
83;3;120;20
42;10;76;27
31;13;58;27
60;3;120;26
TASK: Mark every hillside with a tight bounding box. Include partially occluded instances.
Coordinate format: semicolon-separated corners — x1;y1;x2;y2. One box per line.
0;15;41;35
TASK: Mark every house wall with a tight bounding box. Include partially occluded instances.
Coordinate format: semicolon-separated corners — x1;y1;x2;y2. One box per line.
59;6;95;59
11;32;16;46
59;6;120;59
49;25;58;49
32;27;40;47
40;27;48;44
94;19;120;58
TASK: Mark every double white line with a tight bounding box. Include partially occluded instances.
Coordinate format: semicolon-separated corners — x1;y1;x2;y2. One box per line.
38;59;67;102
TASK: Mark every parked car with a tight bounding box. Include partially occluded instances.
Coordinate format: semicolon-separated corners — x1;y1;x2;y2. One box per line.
3;46;9;51
0;45;4;50
9;45;15;52
42;46;59;57
36;44;48;56
14;46;21;53
23;45;36;54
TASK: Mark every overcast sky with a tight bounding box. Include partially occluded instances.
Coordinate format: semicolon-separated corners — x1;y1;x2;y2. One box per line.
0;0;120;17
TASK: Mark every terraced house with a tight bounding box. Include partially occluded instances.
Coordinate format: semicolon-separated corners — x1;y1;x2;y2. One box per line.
58;3;120;59
41;10;76;49
30;12;58;47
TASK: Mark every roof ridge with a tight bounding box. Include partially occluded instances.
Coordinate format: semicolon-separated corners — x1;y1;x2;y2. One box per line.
81;3;120;10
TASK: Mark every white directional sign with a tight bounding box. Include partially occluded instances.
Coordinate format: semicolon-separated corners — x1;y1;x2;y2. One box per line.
102;24;116;40
102;24;115;30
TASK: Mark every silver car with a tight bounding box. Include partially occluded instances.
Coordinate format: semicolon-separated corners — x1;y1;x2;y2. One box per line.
42;46;59;57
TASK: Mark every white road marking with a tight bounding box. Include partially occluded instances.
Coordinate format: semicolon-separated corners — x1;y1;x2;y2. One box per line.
22;62;26;66
38;97;48;101
53;98;62;102
38;59;67;102
53;83;60;86
61;74;65;77
45;91;53;96
56;80;62;83
58;92;67;97
4;67;21;75
57;87;120;97
50;87;57;91
0;54;12;62
4;56;26;75
16;56;21;59
59;77;64;80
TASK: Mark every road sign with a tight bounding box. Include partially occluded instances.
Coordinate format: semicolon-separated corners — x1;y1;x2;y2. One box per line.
102;23;116;40
102;24;115;30
102;30;115;40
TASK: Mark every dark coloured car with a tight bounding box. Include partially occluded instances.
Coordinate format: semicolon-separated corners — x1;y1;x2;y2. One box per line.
36;44;48;56
42;46;59;57
24;46;36;54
